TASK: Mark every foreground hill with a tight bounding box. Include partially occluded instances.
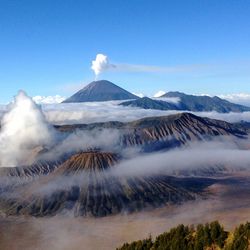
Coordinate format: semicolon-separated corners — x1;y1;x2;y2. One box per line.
0;151;214;217
62;80;139;103
117;221;250;250
120;93;250;113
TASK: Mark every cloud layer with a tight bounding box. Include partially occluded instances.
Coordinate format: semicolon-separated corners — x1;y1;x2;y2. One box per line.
39;102;250;125
41;101;179;124
218;93;250;107
33;95;66;104
1;98;250;126
111;140;250;178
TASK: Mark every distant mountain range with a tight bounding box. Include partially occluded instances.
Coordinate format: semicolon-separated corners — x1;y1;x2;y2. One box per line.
120;96;177;110
62;80;250;113
162;91;250;112
121;92;250;113
63;80;139;103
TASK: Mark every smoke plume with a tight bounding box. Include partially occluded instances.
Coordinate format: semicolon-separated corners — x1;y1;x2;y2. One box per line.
90;53;205;79
0;91;54;167
91;54;115;79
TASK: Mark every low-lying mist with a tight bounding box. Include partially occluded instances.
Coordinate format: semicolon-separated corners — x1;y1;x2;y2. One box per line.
39;128;122;162
37;102;250;125
2;137;250;199
112;139;250;178
1;95;250;125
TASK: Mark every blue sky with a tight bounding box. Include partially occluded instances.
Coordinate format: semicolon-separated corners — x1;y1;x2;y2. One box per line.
0;0;250;103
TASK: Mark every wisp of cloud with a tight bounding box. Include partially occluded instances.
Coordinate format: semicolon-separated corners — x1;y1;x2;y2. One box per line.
90;53;210;79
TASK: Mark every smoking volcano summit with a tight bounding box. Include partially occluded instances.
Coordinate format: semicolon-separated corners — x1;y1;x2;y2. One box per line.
63;80;139;103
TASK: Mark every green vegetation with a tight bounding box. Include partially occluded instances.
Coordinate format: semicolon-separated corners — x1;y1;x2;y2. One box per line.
117;221;250;250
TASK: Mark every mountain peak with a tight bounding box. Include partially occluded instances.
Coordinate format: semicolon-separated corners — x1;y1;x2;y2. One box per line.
57;151;120;174
63;80;139;103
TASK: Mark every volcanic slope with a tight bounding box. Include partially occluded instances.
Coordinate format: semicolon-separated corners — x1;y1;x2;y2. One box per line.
56;113;247;151
0;151;214;217
62;80;139;103
0;161;60;178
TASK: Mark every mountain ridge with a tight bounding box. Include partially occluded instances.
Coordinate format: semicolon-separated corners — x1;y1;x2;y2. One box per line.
162;91;250;112
120;92;250;113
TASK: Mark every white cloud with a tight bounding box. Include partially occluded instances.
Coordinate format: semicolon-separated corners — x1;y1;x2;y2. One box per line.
41;101;179;125
153;90;166;98
38;101;250;125
33;95;66;104
132;92;145;98
193;111;250;123
2;96;250;126
90;53;208;78
218;93;250;107
111;140;250;178
91;54;115;78
0;91;54;167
